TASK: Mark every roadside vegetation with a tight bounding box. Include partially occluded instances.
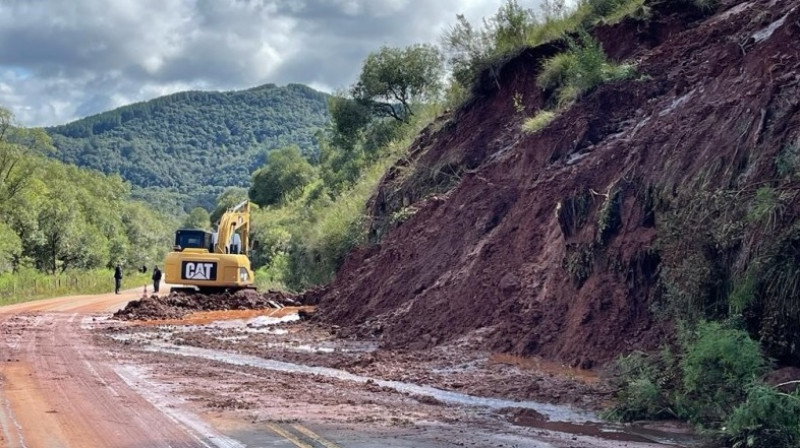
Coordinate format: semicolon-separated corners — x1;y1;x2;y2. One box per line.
0;107;175;302
236;0;657;291
0;268;150;306
607;322;800;447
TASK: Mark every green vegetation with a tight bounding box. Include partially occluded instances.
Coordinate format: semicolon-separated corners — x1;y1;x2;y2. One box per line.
46;84;329;212
442;0;647;91
182;207;212;230
0;268;150;306
596;188;623;245
0;107;174;299
352;45;444;122
606;321;797;447
223;39;446;290
522;110;556;133
249;145;316;207
538;30;637;106
725;384;800;448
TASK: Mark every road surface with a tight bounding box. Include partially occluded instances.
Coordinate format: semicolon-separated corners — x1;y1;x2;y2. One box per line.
0;288;679;448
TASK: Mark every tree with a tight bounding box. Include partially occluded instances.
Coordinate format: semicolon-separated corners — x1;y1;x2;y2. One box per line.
0;221;21;272
0;107;52;209
329;94;373;151
249;145;316;207
182;207;211;230
352;44;444;122
442;0;537;88
210;187;249;224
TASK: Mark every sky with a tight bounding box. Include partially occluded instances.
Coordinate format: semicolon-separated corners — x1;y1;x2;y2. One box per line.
0;0;513;127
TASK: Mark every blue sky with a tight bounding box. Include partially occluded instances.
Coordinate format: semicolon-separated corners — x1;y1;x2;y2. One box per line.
0;0;519;127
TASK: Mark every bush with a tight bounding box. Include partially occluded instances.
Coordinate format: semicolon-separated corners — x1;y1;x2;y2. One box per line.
443;0;645;90
606;350;677;421
725;384;800;448
676;322;767;425
537;30;636;106
522;110;557;133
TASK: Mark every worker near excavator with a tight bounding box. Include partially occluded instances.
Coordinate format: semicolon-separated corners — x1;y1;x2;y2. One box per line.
152;266;162;294
114;265;123;294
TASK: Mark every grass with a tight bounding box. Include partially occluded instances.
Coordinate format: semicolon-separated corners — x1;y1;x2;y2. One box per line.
538;30;637;107
522;110;557;133
0;267;150;306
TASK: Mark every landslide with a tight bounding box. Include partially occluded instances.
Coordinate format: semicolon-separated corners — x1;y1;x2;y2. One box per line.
113;289;308;321
317;0;800;368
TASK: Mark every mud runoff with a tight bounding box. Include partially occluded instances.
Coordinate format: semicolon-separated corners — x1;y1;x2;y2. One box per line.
100;308;702;447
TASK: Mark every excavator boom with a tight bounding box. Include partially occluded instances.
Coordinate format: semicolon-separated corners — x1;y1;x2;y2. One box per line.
164;201;255;292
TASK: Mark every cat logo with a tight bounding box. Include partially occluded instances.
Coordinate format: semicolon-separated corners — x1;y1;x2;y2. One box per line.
182;261;217;281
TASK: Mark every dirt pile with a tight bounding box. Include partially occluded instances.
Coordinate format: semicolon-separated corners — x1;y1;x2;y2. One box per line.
316;0;800;367
114;289;303;321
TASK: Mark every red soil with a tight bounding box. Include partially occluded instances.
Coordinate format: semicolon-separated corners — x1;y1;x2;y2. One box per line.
317;0;800;367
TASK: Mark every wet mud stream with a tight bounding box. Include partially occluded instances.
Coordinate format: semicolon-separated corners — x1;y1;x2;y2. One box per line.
109;311;703;447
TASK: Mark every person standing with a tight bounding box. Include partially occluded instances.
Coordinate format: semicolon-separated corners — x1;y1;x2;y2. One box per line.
114;265;123;294
152;266;162;294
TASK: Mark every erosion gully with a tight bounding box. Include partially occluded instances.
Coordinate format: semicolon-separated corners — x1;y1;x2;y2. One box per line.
0;289;700;448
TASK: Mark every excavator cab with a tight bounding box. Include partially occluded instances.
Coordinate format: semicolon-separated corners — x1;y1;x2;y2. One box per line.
164;201;255;293
174;230;214;252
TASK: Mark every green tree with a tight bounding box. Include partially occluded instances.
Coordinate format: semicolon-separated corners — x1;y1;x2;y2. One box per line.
0;108;52;209
442;0;536;88
182;207;211;230
210;187;249;224
352;44;444;121
0;221;21;272
329;94;373;151
249;145;316;207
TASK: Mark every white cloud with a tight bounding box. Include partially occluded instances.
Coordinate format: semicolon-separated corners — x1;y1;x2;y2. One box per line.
0;0;515;127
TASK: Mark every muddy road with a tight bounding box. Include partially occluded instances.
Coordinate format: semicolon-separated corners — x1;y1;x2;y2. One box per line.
0;289;696;447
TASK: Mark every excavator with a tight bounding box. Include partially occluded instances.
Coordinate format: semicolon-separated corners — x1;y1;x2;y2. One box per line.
164;200;255;293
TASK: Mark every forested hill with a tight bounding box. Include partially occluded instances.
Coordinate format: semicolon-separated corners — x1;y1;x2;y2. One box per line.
46;83;329;211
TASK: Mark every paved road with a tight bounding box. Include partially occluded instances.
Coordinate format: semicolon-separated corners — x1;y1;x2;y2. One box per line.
0;289;670;448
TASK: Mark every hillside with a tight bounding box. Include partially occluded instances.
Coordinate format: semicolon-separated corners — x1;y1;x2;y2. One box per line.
316;0;800;371
46;84;329;211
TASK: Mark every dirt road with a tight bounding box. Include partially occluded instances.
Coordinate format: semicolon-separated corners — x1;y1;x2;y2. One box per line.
0;289;694;448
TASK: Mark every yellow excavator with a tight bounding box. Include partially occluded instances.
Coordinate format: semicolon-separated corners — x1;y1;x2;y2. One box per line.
164;200;255;293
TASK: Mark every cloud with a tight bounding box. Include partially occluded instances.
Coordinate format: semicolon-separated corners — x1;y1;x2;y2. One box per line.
0;0;509;127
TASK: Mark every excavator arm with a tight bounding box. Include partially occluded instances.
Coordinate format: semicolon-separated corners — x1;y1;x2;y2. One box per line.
215;200;250;255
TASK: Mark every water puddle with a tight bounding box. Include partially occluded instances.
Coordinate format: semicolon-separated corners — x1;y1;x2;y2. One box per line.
206;314;300;331
506;410;702;447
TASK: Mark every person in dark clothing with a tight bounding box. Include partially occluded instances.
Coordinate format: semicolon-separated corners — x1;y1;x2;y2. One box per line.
152;266;162;294
114;265;123;294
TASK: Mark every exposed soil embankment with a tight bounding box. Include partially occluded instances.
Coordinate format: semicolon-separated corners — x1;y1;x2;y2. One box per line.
317;0;800;368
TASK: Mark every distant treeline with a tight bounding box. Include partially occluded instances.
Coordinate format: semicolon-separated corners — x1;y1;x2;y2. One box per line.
0;107;175;276
46;84;329;211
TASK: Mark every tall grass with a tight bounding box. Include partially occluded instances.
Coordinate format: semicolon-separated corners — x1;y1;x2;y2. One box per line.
0;267;150;306
538;30;637;106
522;110;556;133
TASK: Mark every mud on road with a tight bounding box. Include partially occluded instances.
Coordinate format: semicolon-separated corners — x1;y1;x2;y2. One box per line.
0;290;698;447
100;304;700;447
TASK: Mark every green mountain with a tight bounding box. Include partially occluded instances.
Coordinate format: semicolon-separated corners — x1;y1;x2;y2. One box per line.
46;83;330;211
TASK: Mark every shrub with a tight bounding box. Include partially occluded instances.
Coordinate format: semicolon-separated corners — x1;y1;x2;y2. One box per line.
725;384;800;448
522;110;557;133
596;188;623;245
537;30;636;106
606;350;677;421
676;322;767;425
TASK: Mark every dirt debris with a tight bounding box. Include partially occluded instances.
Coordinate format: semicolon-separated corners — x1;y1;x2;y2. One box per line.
313;0;800;368
113;289;307;321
